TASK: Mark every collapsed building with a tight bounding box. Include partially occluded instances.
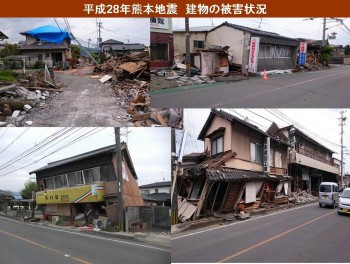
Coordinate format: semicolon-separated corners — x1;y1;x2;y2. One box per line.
30;144;144;226
176;109;340;222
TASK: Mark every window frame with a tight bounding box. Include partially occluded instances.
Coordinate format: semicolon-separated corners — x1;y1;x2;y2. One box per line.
211;133;224;156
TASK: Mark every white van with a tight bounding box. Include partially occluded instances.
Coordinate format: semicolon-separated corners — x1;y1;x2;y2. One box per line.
319;182;340;208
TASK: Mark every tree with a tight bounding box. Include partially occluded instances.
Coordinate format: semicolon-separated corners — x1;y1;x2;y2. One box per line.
319;45;335;66
20;180;38;199
0;44;19;58
345;45;350;56
71;44;81;59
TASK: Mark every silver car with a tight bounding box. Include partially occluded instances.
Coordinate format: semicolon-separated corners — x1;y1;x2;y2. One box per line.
338;188;350;215
319;182;339;208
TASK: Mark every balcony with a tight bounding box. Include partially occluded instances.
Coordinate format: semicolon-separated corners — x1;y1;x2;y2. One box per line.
270;167;288;176
297;147;339;168
290;147;340;174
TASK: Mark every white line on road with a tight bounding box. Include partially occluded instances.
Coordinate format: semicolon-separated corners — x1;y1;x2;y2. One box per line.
0;216;170;252
172;203;317;240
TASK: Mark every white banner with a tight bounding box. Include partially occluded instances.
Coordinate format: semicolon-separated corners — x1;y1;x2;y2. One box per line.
248;37;260;73
300;42;308;53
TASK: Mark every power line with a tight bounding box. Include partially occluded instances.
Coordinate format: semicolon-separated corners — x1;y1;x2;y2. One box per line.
0;128;29;155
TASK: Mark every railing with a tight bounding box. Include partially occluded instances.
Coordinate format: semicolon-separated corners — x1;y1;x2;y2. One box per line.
296;146;340;168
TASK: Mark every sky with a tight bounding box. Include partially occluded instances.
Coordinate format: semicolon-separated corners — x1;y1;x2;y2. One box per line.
172;18;350;46
0;18;150;46
183;108;350;174
0;127;170;192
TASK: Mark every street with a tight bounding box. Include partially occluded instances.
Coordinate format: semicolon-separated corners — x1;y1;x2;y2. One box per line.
172;203;350;263
28;73;128;127
0;216;170;264
151;65;350;108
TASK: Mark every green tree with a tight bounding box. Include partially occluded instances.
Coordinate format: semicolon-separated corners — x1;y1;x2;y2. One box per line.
20;180;38;199
71;44;81;59
345;45;350;56
319;45;335;66
0;44;19;58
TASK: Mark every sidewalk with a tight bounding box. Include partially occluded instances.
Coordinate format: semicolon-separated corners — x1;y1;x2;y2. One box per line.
0;212;170;248
172;201;318;235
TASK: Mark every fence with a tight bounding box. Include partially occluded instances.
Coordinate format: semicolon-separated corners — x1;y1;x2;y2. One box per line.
126;206;170;231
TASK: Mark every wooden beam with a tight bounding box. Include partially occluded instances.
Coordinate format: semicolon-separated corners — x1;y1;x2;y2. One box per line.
219;182;231;212
233;183;246;211
210;182;221;213
194;178;211;219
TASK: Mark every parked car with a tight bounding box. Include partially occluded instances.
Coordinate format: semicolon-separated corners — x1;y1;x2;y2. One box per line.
319;182;340;208
338;188;350;215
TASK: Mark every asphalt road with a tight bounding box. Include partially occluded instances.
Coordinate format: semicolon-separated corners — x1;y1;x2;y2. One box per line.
151;65;350;108
0;216;170;264
172;203;350;263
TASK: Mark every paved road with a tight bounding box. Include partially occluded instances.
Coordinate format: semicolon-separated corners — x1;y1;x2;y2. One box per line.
172;203;350;263
29;73;128;126
0;216;170;264
151;65;350;108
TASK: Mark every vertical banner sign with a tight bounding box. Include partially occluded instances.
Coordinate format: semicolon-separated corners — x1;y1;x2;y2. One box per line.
248;37;260;73
289;128;296;148
263;137;270;173
122;162;129;181
298;42;307;66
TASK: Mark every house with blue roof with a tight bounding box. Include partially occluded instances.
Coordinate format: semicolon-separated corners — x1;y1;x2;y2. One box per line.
18;25;72;68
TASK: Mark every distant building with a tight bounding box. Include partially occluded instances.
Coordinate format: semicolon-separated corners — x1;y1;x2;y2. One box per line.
139;181;171;206
150;18;174;69
0;31;8;41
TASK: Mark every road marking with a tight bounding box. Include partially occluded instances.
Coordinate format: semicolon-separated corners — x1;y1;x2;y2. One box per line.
216;210;335;263
172;203;316;240
210;69;350;107
0;228;92;264
0;216;170;252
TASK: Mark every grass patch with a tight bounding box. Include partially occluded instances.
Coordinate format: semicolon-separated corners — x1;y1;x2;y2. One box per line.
0;70;18;82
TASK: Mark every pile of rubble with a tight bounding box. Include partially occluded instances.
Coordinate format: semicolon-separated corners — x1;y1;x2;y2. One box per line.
296;52;329;71
291;191;318;203
0;72;62;127
165;74;216;86
128;108;183;128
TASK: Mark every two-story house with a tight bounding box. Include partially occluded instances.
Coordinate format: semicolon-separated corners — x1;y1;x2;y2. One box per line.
30;144;144;225
177;109;291;221
139;181;171;206
268;124;340;196
18;25;72;68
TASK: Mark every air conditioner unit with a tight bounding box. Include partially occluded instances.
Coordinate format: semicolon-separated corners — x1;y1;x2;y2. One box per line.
93;219;107;229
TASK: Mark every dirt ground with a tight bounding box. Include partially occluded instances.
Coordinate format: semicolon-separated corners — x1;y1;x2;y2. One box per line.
27;72;130;126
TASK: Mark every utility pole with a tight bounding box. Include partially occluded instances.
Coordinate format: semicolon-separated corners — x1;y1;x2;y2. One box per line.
185;17;191;77
171;128;178;225
114;127;124;232
340;110;347;187
97;21;103;47
88;38;91;49
322;17;327;47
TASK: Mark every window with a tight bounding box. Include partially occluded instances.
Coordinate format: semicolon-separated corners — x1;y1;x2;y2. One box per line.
211;135;224;156
100;164;116;182
67;172;77;187
250;142;262;163
155;188;159;193
141;190;150;195
76;171;84;185
83;169;94;184
150;43;168;61
44;178;54;189
54;176;62;188
193;40;205;49
258;45;291;58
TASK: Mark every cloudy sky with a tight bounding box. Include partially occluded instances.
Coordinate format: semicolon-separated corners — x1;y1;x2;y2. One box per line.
0;127;170;192
172;18;350;45
0;18;150;46
183;108;350;173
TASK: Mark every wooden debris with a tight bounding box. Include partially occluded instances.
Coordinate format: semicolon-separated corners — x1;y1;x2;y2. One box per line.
0;98;36;110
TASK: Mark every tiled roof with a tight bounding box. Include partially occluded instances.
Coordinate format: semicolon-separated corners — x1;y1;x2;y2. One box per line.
105;44;144;52
100;39;124;46
142;192;170;202
139;181;171;189
19;42;69;50
207;168;278;182
30;144;131;174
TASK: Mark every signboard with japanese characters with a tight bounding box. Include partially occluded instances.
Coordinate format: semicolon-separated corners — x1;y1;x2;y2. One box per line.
298;42;307;66
150;17;169;29
248;37;260;73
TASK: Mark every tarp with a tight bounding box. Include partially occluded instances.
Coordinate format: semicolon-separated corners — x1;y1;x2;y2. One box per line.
24;25;71;44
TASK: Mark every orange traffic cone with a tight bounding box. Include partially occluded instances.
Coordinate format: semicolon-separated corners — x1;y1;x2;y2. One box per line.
262;69;269;80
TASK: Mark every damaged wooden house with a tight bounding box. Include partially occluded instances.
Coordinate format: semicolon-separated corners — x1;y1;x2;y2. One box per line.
30;144;144;225
176;109;292;222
